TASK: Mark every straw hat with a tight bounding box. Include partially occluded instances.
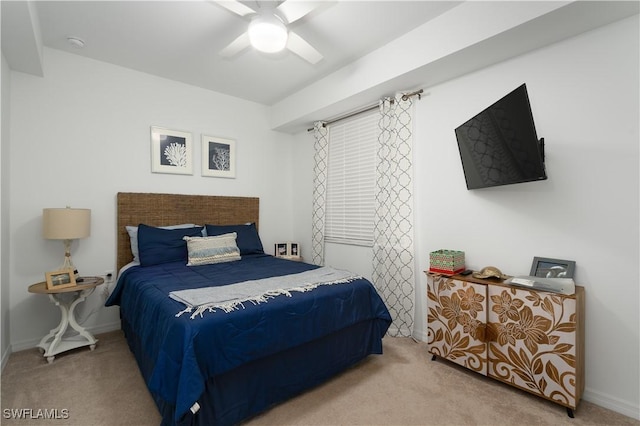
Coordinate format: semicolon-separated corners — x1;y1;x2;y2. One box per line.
472;266;508;280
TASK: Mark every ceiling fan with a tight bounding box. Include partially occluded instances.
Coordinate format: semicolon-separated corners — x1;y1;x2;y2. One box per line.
215;0;324;64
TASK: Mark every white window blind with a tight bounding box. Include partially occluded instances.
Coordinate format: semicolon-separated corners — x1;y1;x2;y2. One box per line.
325;110;378;247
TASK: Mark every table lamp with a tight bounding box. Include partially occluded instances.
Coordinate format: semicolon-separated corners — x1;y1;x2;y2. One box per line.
43;207;91;279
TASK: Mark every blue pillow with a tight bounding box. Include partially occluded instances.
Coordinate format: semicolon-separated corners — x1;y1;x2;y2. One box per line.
204;223;264;255
137;223;204;266
126;223;199;263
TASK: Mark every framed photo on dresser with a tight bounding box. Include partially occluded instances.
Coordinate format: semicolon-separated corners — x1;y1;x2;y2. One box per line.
530;257;575;278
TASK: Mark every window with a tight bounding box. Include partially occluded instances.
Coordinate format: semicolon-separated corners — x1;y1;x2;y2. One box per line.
325;110;378;246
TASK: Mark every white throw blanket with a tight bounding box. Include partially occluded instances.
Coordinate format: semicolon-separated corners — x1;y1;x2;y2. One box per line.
170;266;361;319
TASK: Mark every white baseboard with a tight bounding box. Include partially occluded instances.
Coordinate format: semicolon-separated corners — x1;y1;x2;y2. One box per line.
1;344;11;373
583;388;640;420
9;320;121;353
412;329;427;342
87;320;122;337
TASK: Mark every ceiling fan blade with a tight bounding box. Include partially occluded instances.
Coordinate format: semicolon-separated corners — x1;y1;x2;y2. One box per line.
277;0;319;23
219;32;251;57
287;31;323;64
213;0;255;17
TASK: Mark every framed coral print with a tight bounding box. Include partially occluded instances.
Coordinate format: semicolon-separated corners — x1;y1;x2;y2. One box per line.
202;135;236;178
151;126;193;175
530;256;576;278
45;268;77;290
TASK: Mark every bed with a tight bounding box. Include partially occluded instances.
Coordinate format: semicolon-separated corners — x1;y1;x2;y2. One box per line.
106;192;392;426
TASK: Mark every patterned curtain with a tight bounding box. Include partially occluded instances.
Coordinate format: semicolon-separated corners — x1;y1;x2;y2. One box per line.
311;121;329;266
372;94;416;337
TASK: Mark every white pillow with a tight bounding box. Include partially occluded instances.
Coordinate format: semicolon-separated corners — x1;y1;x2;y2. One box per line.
183;233;241;266
126;224;198;263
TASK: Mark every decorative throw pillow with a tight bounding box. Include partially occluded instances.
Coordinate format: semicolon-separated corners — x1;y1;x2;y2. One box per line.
183;233;241;266
137;224;204;267
126;223;198;263
204;223;264;255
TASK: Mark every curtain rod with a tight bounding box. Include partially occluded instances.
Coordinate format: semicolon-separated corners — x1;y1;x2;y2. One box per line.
306;89;423;132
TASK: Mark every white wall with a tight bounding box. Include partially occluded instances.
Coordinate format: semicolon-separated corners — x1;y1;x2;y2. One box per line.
9;48;296;350
1;52;12;369
416;15;639;417
292;15;639;419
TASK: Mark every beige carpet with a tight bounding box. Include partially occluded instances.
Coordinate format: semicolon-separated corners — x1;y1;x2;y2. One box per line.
1;330;637;425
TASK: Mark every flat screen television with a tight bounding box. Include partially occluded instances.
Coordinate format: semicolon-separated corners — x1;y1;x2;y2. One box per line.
454;84;547;190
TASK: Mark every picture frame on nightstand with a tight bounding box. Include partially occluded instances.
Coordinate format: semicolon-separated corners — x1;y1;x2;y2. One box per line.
275;243;288;257
45;268;77;290
275;242;300;259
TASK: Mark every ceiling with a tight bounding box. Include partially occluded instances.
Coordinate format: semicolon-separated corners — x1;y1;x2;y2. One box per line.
3;1;639;133
2;0;462;105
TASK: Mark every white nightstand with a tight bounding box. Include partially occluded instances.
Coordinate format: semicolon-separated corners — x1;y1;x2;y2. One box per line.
28;276;104;363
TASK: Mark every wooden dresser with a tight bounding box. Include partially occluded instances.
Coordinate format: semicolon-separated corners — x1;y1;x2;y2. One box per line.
426;272;585;417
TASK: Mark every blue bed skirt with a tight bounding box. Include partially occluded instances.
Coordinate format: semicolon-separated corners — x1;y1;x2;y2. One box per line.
122;315;387;425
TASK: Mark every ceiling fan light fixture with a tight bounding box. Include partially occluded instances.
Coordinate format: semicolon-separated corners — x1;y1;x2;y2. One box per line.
248;14;288;53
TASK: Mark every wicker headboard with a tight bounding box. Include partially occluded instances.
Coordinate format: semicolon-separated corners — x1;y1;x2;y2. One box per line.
117;192;259;271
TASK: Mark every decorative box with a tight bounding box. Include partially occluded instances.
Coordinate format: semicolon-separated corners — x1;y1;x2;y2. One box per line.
429;249;465;275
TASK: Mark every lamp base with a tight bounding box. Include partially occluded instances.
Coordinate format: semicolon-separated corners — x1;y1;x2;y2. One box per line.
60;240;80;281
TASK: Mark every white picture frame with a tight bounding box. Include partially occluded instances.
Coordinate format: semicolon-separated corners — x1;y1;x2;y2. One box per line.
202;135;236;178
274;242;300;258
150;126;193;175
275;243;288;257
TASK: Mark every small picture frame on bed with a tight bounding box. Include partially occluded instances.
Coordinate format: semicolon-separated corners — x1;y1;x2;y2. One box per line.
150;126;193;175
45;268;77;290
530;257;576;279
202;135;236;178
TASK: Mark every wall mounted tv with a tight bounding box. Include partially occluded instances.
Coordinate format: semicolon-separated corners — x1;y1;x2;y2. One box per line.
454;84;547;190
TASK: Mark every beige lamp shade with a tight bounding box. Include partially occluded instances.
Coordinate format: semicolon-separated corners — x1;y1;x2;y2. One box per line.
43;208;91;240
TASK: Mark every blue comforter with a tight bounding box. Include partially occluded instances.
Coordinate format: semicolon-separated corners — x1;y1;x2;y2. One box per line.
106;254;391;424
